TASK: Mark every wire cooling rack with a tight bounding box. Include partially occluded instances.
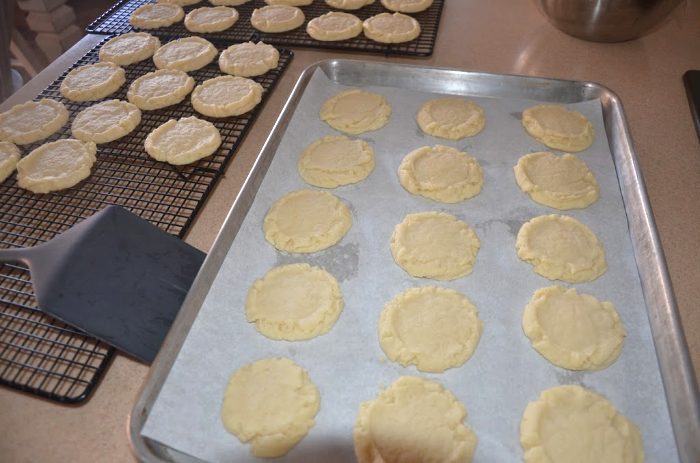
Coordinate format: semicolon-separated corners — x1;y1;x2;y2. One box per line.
87;0;444;57
0;37;292;403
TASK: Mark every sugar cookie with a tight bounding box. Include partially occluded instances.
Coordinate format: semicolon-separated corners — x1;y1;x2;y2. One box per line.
354;376;477;463
523;286;625;370
71;99;141;144
263;189;352;253
265;0;312;4
145;116;221;165
325;0;375;10
398;145;483;203
185;6;239;33
319;89;391;134
0;99;68;145
99;32;161;66
307;11;363;41
219;41;279;77
59;62;125;102
363;12;420;43
516;215;607;283
381;0;433;13
417;98;485;140
127;69;195;110
129;3;184;29
16;139;96;194
298;135;374;188
221;358;320;458
391;211;480;280
521;385;644;463
251;5;305;32
0;142;20;183
246;263;343;340
522;104;594;152
191;75;263;117
152;37;218;72
209;0;250;4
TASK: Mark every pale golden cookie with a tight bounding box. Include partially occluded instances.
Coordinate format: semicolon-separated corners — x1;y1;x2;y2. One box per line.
145;116;221;165
363;12;420;43
59;62;125;102
209;0;250;5
251;5;305;32
381;0;433;13
158;0;201;5
398;145;483;203
522;104;594;152
16;139;96;194
521;385;644;463
0;142;20;183
325;0;375;10
354;376;477;463
99;32;161;66
319;89;391;134
152;37;218;72
246;263;343;340
417;98;485;140
71;100;142;144
298;135;374;188
265;0;312;4
127;69;195;110
516;215;607;283
129;3;184;29
191;75;263;117
0;99;68;145
219;41;279;77
391;211;480;280
184;6;239;33
307;12;363;41
263;189;352;253
523;286;625;370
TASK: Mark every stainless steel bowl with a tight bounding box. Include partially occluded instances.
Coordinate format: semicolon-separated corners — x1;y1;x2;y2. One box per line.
533;0;683;42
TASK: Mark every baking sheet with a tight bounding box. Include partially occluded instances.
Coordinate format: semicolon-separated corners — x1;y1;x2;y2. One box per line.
141;67;679;462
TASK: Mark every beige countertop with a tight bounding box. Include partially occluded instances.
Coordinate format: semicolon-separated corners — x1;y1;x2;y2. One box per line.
1;1;699;461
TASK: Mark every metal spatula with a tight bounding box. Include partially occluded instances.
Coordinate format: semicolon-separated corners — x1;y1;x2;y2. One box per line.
0;205;205;364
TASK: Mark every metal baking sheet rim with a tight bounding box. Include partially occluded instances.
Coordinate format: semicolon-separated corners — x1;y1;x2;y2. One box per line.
127;59;700;463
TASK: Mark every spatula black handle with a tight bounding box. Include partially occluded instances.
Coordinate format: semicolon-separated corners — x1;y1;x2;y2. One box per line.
0;247;33;265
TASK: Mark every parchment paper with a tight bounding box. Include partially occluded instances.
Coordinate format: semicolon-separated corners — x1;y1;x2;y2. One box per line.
142;67;679;462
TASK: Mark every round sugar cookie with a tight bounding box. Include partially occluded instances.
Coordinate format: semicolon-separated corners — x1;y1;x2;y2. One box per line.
0;142;20;183
71;99;141;144
523;286;625;370
145;116;221;165
379;287;482;373
16;139;97;194
398;145;483;203
191;75;263;117
363;12;420;43
209;0;250;5
263;189;352;253
153;36;218;72
246;263;343;341
325;0;375;10
307;12;363;41
514;151;599;210
59;62;125;102
99;32;161;66
521;385;644;463
157;0;201;6
522;104;594;152
319;89;391;134
354;376;477;463
129;3;184;29
251;5;305;32
298;135;374;188
219;41;279;77
381;0;433;13
127;69;195;110
417;98;485;140
516;215;607;283
185;6;239;32
0;99;68;145
265;0;312;5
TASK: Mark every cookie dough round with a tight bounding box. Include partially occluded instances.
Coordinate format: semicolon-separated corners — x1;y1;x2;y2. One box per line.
185;6;239;33
219;41;279;77
158;0;202;5
265;0;312;4
363;12;420;43
145;116;221;165
516;215;607;283
0;142;20;183
521;385;644;463
354;376;477;463
523;286;625;370
99;32;161;66
298;135;375;188
129;3;184;29
381;0;433;12
59;62;125;102
127;69;195;110
514;151;599;210
416;98;485;140
325;0;375;9
319;89;391;134
0;99;68;145
191;75;263;117
251;5;305;33
246;263;343;340
16;139;97;194
210;0;250;4
391;211;480;280
398;145;483;203
263;189;352;253
379;287;482;373
222;357;320;458
71;99;141;144
152;36;218;72
522;104;594;152
307;12;363;41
